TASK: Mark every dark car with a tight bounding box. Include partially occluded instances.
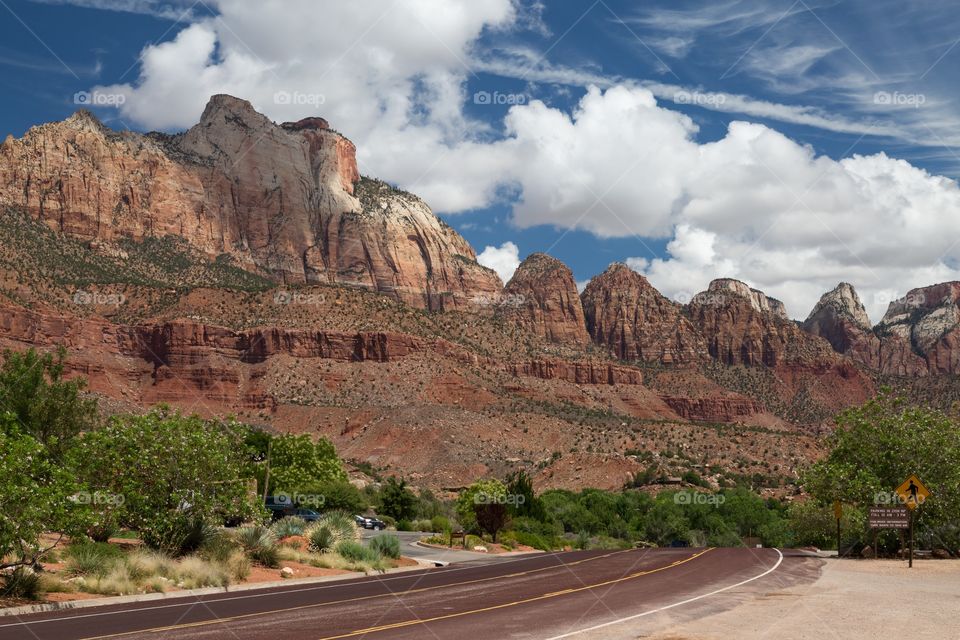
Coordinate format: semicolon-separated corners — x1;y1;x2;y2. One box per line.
354;515;387;530
293;508;322;522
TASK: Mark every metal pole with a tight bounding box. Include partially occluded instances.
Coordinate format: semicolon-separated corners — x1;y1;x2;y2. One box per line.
909;510;914;568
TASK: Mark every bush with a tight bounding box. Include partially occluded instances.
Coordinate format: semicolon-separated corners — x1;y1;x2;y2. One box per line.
396;519;413;531
199;528;239;564
234;526;279;567
270;516;307;539
369;535;401;559
430;515;450;533
336;540;380;563
64;542;124;577
1;568;42;599
306;511;360;553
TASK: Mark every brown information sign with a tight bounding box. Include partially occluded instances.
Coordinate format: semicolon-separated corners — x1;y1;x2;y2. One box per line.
869;506;909;529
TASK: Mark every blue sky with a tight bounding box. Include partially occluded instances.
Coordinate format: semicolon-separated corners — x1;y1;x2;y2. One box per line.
3;0;960;321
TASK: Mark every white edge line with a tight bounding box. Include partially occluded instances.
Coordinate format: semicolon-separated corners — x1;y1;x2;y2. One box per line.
544;548;785;640
0;548;589;628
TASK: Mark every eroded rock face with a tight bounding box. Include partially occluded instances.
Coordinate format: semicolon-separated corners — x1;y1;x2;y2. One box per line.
872;282;960;374
0;95;501;310
688;278;835;366
499;253;589;346
581;263;705;364
802;282;874;353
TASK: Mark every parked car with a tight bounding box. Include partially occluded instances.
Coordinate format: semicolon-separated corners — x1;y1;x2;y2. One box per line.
354;515;387;530
293;508;322;522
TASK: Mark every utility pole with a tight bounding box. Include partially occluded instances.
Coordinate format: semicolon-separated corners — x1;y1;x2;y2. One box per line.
261;438;272;504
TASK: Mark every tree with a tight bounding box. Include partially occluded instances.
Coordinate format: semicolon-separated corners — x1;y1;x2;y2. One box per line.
505;470;544;519
266;434;347;494
456;479;508;533
379;477;417;521
69;408;261;553
0;347;97;459
804;392;960;548
0;415;88;570
474;502;509;543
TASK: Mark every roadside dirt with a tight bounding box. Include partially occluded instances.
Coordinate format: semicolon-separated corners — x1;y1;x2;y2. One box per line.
648;558;960;640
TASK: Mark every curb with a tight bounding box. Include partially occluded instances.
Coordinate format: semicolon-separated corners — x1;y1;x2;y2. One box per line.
0;562;430;618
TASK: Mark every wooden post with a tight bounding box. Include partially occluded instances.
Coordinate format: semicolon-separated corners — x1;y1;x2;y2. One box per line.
836;517;841;557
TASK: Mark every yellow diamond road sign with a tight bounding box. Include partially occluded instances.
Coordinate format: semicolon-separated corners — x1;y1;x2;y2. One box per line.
895;475;931;510
833;500;843;520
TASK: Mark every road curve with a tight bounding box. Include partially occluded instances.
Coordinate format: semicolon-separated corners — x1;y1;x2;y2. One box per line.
0;548;805;640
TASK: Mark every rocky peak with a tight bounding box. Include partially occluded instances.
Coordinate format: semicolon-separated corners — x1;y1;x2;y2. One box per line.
707;278;788;319
500;253;588;346
281;117;330;131
0;94;501;311
802;283;873;354
581;263;705;364
877;281;960;355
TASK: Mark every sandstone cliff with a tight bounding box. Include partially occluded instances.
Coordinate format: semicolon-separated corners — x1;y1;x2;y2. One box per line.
0;95;501;310
581;263;705;364
499;253;589;346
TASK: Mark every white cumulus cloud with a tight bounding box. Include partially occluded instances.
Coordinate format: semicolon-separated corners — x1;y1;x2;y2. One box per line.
477;241;521;284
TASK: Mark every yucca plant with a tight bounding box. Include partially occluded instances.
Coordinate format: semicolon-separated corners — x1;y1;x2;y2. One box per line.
270;516;306;539
305;511;360;553
233;526;279;567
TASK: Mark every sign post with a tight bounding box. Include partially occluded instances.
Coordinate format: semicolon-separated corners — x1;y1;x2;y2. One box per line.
894;474;931;569
833;500;843;556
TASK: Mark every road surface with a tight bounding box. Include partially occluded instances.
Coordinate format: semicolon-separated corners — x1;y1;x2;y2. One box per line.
360;530;521;565
0;548;814;640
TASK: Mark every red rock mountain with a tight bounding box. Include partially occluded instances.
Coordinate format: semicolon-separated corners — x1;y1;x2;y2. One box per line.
499;253;589;346
0;95;500;310
805;281;960;375
580;263;705;364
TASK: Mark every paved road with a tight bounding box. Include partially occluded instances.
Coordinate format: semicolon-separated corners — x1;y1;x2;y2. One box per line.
0;548;814;640
360;530;517;565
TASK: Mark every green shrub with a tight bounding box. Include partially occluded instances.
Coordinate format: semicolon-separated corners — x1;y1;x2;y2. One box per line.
396;519;413;531
1;568;42;599
369;535;401;559
64;542;124;577
430;515;450;533
270;516;306;539
234;526;279;567
336;540;381;563
306;511;359;553
199;528;239;563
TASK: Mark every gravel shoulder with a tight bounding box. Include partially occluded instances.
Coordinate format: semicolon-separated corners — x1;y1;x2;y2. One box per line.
647;558;960;640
